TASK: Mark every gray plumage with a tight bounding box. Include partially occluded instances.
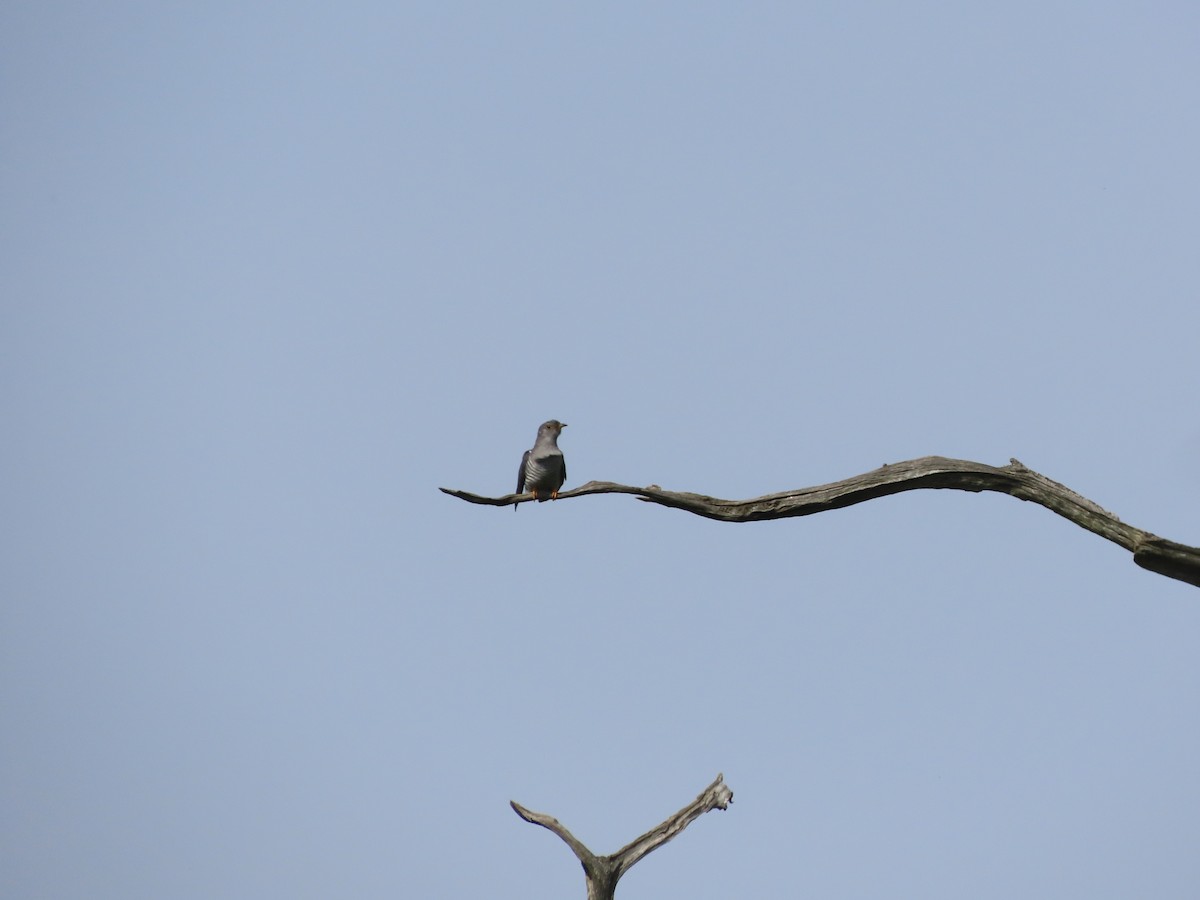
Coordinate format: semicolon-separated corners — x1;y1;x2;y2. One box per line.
515;420;567;510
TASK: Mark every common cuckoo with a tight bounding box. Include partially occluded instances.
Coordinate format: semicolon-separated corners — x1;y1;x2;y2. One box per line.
515;420;567;510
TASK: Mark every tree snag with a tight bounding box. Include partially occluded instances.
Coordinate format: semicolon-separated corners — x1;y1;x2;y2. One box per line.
510;773;733;900
441;456;1200;588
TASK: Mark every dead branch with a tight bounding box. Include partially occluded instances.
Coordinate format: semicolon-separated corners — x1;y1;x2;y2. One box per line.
441;456;1200;589
511;774;733;900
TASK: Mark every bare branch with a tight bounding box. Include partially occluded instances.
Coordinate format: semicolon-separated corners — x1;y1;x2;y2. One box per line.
609;773;733;879
509;801;597;870
511;774;733;900
442;456;1200;589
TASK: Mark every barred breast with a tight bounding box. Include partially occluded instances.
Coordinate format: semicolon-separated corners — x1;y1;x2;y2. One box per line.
523;451;565;498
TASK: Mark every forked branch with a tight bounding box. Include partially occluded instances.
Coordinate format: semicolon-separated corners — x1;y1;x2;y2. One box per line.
441;456;1200;588
511;773;733;900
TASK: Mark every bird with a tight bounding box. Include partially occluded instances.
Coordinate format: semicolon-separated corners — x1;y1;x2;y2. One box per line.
515;420;567;510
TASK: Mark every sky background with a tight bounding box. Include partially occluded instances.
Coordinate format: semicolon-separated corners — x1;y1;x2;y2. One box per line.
3;3;1199;898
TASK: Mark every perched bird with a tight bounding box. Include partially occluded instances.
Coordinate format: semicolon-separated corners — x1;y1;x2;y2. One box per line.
515;420;567;510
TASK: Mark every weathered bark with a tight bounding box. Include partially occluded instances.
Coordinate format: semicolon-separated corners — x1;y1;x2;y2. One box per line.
510;773;733;900
441;456;1200;589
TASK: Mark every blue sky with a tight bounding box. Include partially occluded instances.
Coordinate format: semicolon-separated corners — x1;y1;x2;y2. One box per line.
3;3;1199;898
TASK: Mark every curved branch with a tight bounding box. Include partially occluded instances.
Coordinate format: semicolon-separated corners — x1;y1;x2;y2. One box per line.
511;774;732;900
441;456;1200;589
509;801;597;871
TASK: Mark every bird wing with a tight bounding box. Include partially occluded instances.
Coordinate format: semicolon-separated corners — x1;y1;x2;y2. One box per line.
517;449;531;495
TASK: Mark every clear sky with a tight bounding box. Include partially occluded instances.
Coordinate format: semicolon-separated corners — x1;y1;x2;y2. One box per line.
3;3;1199;898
